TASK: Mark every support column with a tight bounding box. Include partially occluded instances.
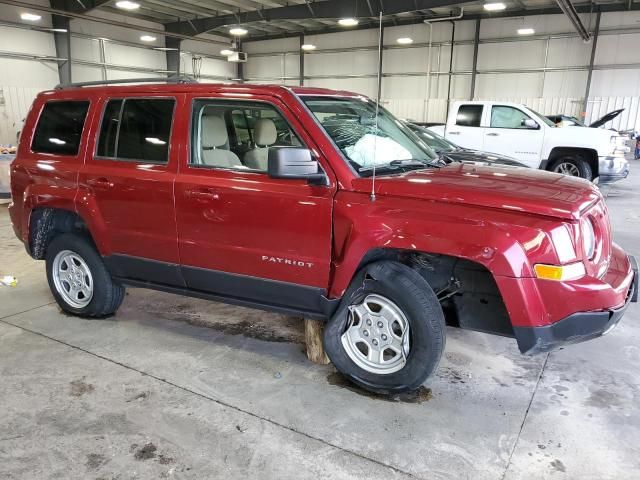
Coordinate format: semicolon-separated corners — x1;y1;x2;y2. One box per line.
582;10;601;119
51;14;71;86
236;39;244;83
469;19;480;100
165;37;182;78
299;34;304;86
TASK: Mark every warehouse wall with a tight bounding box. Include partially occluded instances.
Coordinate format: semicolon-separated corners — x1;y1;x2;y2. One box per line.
0;3;234;143
244;11;640;132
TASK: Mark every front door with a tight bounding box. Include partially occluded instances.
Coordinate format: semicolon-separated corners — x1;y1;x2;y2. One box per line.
80;95;184;285
482;105;544;168
174;95;335;315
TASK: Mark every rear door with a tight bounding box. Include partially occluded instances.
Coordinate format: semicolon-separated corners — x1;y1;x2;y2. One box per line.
482;104;544;168
174;94;335;315
446;104;485;149
79;94;184;285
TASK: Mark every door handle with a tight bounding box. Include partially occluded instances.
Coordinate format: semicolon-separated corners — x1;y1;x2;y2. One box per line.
448;131;461;135
87;177;114;188
486;133;500;137
185;188;220;201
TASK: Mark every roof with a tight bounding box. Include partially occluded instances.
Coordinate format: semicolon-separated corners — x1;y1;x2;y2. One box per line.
41;81;361;98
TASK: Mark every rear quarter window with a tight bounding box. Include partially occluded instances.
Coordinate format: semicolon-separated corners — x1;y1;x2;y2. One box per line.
31;100;90;155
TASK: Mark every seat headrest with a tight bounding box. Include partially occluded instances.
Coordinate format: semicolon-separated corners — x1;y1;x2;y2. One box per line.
254;118;277;146
202;115;228;147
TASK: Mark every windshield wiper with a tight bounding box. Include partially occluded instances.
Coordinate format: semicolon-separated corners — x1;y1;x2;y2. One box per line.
358;159;431;173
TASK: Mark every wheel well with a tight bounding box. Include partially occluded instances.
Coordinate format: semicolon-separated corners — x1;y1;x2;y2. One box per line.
547;147;599;177
355;249;514;337
28;208;93;260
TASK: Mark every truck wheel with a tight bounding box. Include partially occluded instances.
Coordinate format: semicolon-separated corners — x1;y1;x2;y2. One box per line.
323;261;445;395
551;157;593;181
45;233;125;317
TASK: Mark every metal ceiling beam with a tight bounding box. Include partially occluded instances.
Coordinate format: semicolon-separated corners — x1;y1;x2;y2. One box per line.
241;2;640;42
165;0;469;36
50;0;110;13
554;0;590;41
0;0;232;43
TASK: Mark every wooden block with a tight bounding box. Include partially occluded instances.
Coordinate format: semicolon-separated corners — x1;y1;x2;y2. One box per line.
304;318;330;365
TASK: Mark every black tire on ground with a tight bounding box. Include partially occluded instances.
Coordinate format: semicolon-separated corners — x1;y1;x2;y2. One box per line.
550;156;593;181
323;260;446;395
45;233;125;317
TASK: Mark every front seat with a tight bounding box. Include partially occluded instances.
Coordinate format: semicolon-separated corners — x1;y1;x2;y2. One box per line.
244;118;277;170
201;116;242;168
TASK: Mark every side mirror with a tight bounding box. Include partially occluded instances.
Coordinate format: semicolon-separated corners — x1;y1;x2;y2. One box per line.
268;147;326;185
523;119;540;129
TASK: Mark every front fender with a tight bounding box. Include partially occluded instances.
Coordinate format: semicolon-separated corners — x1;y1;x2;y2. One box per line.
329;192;562;298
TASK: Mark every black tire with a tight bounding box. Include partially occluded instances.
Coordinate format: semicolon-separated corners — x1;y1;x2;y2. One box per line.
550;156;593;181
45;233;125;317
323;261;445;395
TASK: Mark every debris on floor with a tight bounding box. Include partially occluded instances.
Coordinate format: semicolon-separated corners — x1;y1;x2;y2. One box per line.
0;275;17;287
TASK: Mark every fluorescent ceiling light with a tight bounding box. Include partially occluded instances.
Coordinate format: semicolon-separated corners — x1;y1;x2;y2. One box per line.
229;27;248;36
48;28;68;33
338;18;359;27
483;2;506;11
20;12;41;22
154;47;179;51
140;35;156;42
301;44;316;51
220;49;234;56
115;1;140;10
396;37;413;45
517;28;535;35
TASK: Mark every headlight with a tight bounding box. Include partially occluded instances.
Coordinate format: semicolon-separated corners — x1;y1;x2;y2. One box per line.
581;217;596;260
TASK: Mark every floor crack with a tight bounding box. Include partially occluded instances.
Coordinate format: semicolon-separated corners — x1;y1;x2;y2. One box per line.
500;352;550;480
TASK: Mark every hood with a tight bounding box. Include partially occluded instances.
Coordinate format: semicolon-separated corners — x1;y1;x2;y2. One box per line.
589;109;624;128
352;163;600;220
445;149;528;168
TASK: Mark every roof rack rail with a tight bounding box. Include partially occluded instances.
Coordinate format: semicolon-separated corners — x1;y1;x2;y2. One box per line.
54;75;197;89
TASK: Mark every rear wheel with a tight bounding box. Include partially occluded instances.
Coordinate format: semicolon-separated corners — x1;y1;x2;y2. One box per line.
551;156;593;180
323;261;445;395
46;233;125;317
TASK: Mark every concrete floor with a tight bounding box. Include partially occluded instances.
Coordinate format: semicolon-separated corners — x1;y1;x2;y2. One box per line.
1;166;639;480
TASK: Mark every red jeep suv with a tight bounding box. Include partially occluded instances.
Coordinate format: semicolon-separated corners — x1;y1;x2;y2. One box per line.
9;79;638;394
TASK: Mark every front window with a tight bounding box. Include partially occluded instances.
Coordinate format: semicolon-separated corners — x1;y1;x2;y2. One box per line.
301;96;438;176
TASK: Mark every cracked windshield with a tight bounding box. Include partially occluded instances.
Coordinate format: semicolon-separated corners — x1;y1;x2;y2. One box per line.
302;96;438;176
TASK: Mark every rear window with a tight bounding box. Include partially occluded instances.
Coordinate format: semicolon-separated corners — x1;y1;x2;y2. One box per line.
31;100;90;155
455;105;483;127
97;98;175;163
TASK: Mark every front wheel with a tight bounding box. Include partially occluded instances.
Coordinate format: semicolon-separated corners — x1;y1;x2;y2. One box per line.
551;157;593;181
323;261;445;395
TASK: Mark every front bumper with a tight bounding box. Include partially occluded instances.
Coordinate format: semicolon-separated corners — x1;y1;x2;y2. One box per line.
599;156;630;183
514;255;638;354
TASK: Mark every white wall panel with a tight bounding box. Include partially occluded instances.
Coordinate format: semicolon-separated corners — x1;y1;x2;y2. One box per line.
245;54;299;81
306;30;378;49
476;72;542;98
306;77;377;98
591;69;640;97
595;33;640;66
0;83;49;144
546;37;591;68
105;43;166;70
478;40;546;70
70;37;101;63
305;51;378;77
0;27;56;56
542;71;588;98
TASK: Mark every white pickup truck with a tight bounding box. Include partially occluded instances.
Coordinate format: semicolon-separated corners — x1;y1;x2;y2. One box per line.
429;101;629;183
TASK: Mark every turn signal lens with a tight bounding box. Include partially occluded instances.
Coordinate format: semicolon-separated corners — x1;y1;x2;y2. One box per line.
534;262;586;281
